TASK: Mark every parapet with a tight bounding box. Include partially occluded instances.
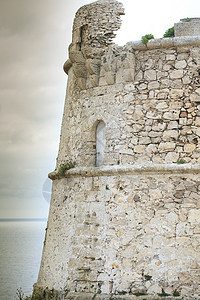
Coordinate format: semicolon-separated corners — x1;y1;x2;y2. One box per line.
175;18;200;37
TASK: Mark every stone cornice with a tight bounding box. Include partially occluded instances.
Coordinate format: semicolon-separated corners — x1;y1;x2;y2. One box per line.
125;36;200;51
48;163;200;180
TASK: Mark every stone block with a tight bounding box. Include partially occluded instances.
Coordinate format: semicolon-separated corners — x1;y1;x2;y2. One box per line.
163;130;179;140
73;62;87;78
134;145;145;153
165;152;179;162
166;54;176;60
148;81;160;89
144;69;157;80
105;72;115;85
69;50;85;64
158;142;176;152
188;209;200;223
147;284;162;295
175;59;187;69
170;70;184;79
77;77;86;89
87;75;99;88
123;68;135;82
190;93;200;102
163;111;180;120
184;144;196;153
86;59;101;75
170;89;184;98
167;121;178;129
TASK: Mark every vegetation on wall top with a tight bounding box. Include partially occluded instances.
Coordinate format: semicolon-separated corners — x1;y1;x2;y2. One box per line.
142;18;192;41
163;26;174;38
182;17;191;22
58;161;76;176
141;34;154;44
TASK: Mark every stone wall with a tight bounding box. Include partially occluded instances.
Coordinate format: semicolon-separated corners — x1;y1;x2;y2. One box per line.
175;18;200;37
37;165;200;298
36;0;200;298
58;44;200;168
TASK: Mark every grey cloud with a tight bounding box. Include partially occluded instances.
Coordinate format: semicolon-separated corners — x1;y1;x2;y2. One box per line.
0;0;68;37
2;0;200;219
0;0;90;218
0;0;109;218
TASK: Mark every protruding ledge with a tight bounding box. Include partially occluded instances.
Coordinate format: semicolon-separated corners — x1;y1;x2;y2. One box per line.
48;163;200;180
63;59;72;75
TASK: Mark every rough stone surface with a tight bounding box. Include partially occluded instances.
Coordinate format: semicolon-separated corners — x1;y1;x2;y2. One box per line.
59;39;200;167
175;18;200;37
37;171;200;298
36;1;200;299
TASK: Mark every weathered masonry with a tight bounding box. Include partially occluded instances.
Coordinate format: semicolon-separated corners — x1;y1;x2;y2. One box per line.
36;1;200;299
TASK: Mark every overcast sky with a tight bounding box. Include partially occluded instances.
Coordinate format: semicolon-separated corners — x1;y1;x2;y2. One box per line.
0;0;200;219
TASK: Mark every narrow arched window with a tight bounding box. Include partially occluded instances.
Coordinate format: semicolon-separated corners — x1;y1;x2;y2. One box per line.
95;121;106;167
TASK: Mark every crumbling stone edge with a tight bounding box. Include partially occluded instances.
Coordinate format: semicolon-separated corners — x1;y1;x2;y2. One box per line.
64;36;200;74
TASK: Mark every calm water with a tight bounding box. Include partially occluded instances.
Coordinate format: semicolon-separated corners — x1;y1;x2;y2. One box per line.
0;220;47;300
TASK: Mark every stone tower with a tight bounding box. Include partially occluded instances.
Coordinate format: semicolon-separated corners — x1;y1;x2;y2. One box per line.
35;1;200;298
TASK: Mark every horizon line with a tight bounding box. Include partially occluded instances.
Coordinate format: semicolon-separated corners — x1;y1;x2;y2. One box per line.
0;218;47;222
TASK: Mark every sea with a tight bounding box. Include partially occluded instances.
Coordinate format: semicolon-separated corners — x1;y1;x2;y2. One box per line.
0;219;47;300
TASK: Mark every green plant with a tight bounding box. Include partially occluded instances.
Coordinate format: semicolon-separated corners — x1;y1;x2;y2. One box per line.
177;158;186;164
47;289;56;299
58;164;67;176
34;288;58;299
106;185;110;190
133;291;147;296
158;288;171;297
64;289;69;296
173;289;180;297
16;288;25;300
36;289;55;299
30;290;45;300
163;26;174;38
117;291;127;295
144;274;152;281
66;161;76;170
16;287;61;300
141;34;154;45
183;17;191;22
58;161;76;176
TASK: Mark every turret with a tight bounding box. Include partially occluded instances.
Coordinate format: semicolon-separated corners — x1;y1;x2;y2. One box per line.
35;0;200;298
